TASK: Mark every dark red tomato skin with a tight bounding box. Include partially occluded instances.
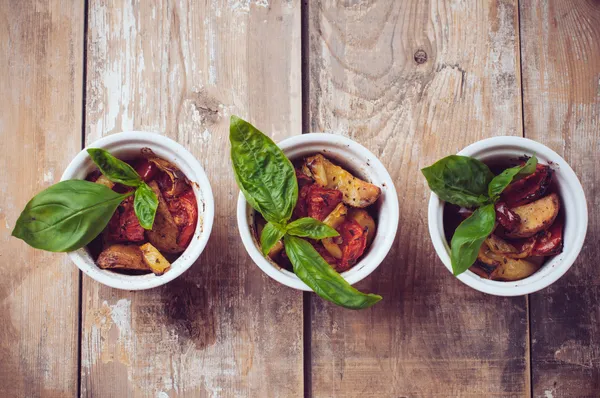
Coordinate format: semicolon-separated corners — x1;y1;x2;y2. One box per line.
495;201;521;231
531;217;564;256
106;196;145;242
337;219;367;272
135;160;158;182
293;184;311;219
306;185;343;221
167;189;198;248
501;164;553;207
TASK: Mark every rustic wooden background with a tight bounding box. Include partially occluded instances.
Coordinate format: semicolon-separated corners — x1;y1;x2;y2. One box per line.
1;0;599;397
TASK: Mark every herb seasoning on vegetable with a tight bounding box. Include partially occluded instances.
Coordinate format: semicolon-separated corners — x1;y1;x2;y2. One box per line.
230;116;382;309
12;147;198;276
422;154;563;280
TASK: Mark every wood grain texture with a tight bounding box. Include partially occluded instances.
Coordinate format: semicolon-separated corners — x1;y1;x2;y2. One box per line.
308;0;528;396
520;1;600;397
81;1;302;396
0;1;83;397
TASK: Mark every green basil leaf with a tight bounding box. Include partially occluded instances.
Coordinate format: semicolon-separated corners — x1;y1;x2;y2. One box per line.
230;115;298;224
286;217;339;239
133;182;158;230
87;148;142;187
488;156;538;200
12;180;132;252
450;204;496;276
422;155;494;207
260;222;286;255
284;235;382;309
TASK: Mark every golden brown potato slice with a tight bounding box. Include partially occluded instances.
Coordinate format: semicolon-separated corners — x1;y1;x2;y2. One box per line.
305;154;381;208
95;175;115;189
146;181;184;253
140;242;171;275
505;193;560;238
476;246;540;281
348;208;376;247
485;234;534;259
97;244;150;272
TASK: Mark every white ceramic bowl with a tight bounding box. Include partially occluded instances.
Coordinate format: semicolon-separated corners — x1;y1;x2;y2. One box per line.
428;136;588;296
61;132;214;290
237;133;399;291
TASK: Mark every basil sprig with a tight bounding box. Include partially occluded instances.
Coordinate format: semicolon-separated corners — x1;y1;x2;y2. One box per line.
230;116;382;309
13;148;160;252
422;154;538;276
86;148;158;230
12;180;133;252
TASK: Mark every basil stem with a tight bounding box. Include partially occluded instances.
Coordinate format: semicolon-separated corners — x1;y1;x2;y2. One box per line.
12;180;133;252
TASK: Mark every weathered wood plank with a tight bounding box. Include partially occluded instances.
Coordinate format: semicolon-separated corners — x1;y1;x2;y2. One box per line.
520;1;600;397
81;1;303;396
0;1;83;396
308;1;528;396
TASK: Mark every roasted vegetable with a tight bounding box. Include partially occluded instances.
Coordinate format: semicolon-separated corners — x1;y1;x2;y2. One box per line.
338;219;368;272
97;244;150;272
106;196;145;243
142;148;189;197
95;174;115;189
135;159;158;182
146;181;183;253
495;201;520;231
306;185;343;221
322;203;348;260
348;208;376;247
501;164;553;207
531;216;564;256
168;189;198;248
305;154;381;208
475;246;540;281
140;242;171;275
484;234;535;259
506;193;560;238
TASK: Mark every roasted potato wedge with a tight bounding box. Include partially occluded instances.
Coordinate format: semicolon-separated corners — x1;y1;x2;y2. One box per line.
485;234;534;259
146;181;184;253
489;255;540;281
97;244;150;272
505;193;560;238
140;242;171;275
348;208;376;247
95;175;115;189
305;154;381;208
476;246;540;281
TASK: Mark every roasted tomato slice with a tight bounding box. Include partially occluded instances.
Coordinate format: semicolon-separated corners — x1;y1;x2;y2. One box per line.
306;185;343;221
338;219;368;272
106;196;145;242
293;184;311;219
531;216;564;256
135;159;158;182
167;190;198;248
501;164;553;207
296;168;313;188
495;201;521;231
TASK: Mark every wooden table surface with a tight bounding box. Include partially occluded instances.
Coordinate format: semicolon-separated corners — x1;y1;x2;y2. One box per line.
1;1;599;397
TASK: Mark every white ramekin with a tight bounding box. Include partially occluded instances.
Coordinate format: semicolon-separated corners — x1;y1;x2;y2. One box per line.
61;132;214;290
428;136;588;296
237;133;399;291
